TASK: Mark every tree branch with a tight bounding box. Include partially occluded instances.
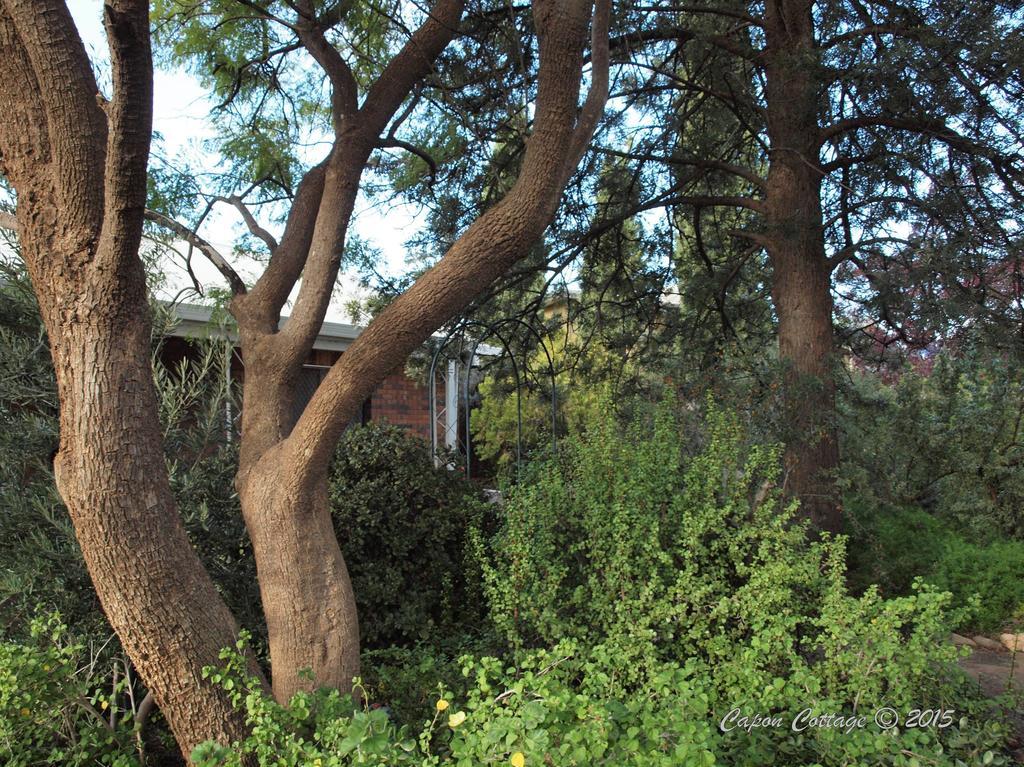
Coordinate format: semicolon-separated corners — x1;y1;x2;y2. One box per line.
240;159;328;328
295;13;358;121
217;195;279;252
285;0;602;478
359;0;465;136
634;4;761;26
99;0;153;266
267;0;466;359
376;138;438;186
144;209;247;295
563;0;611;183
820;114;1001;159
3;0;106;239
674;194;766;214
828;236;913;268
593;144;767;190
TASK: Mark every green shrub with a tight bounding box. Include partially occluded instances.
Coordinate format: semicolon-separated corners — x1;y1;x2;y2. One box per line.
0;615;144;766
840;353;1024;541
475;400;818;673
329;422;491;648
469;398;1016;764
848;504;1024;632
194;623;1014;767
0;263;487;653
190;399;1017;766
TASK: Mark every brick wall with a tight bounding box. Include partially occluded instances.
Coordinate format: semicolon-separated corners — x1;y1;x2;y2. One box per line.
161;339;445;443
370;366;444;442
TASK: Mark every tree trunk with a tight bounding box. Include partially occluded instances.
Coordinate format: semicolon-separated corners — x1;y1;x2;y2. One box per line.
0;3;256;759
763;0;842;533
39;267;255;759
223;0;607;703
238;463;360;703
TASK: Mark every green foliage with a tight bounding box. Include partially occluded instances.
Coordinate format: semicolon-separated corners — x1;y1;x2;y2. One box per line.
469;328;668;474
840;353;1024;540
192;635;721;767
192;580;1015;767
848;504;1024;633
6;396;1015;766
476;398;811;669
471;398;1015;764
0;615;143;767
329;422;490;648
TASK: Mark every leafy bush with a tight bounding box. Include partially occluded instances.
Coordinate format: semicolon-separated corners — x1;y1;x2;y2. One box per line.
193;611;1014;766
0;615;145;767
469;327;671;476
474;400;812;671
329;422;491;648
840;353;1024;540
0;263;488;653
848;504;1024;633
470;398;1015;764
192;637;723;767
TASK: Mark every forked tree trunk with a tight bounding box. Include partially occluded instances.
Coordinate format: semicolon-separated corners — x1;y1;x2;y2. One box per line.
38;261;255;757
0;3;255;759
226;0;608;700
763;0;842;533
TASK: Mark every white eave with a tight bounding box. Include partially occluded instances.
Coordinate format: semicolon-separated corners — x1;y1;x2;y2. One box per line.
166;302;363;353
167;301;504;358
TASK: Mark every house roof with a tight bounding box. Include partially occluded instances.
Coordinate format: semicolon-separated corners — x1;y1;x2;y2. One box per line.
167;302;363;353
168;302;504;359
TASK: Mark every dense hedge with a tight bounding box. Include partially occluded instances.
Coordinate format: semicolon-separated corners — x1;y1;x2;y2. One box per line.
329;422;490;648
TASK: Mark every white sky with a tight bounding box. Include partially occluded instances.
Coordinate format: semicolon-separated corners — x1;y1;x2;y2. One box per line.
66;0;420;323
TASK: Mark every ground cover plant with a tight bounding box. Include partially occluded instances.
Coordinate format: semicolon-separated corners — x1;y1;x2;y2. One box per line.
2;0;1024;763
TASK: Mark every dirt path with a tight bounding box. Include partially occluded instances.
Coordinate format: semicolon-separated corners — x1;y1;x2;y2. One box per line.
960;649;1024;762
960;648;1024;697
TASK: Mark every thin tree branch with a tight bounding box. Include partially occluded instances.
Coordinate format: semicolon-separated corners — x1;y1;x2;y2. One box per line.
592;144;767;190
376;138;438;186
217;195;279;252
144;209;247;295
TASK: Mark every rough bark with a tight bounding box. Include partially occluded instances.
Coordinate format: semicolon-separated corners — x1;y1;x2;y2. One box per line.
1;0;610;728
0;2;254;759
224;0;608;703
763;0;842;533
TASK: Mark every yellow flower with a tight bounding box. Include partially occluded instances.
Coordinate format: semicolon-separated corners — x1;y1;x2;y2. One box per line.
19;707;30;717
313;760;322;767
100;700;109;711
511;752;526;767
435;698;449;712
448;711;467;728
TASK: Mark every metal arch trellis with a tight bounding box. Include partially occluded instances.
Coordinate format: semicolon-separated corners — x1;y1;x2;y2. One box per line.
428;316;559;480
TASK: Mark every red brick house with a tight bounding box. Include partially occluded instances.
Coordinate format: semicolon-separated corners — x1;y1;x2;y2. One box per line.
163;302;460;449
